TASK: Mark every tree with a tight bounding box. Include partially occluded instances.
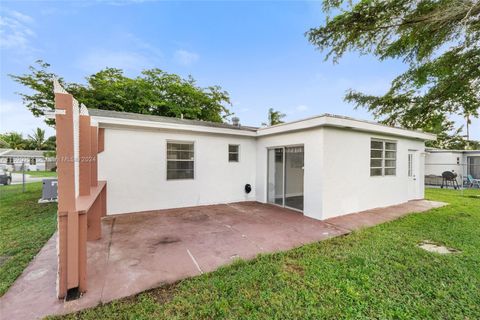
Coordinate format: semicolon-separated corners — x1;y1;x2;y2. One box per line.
0;132;26;150
45;136;56;151
10;61;232;125
262;108;286;126
27;128;47;150
307;0;480;149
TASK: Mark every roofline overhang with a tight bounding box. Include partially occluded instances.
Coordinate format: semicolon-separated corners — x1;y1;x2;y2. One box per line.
256;115;436;141
91;114;437;141
91;116;258;137
426;148;480;154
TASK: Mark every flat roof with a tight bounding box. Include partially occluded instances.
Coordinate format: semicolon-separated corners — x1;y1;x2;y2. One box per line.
88;108;436;141
426;148;480;154
88;109;257;132
0;149;51;157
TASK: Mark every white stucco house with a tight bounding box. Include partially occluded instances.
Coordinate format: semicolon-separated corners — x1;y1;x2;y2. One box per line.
0;149;55;171
89;109;435;220
425;148;480;186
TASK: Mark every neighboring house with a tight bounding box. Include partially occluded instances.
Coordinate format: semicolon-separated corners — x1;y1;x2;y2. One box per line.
0;149;55;171
90;109;435;220
425;148;480;185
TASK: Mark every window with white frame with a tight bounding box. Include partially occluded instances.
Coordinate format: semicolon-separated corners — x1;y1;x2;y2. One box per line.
167;141;194;180
228;144;239;162
6;157;13;165
30;158;37;165
370;139;396;176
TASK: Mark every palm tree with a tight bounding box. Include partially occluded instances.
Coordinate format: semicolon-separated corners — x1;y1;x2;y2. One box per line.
1;132;26;150
28;128;46;150
262;108;286;126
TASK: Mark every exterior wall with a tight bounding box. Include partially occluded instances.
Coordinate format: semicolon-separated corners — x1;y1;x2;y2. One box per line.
98;126;257;215
256;128;325;220
320;128;425;219
425;152;465;177
0;157;46;171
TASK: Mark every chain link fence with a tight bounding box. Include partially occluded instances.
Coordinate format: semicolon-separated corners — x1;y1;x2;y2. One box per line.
0;158;57;193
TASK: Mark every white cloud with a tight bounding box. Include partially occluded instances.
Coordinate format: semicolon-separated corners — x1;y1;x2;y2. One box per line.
0;9;35;51
77;49;153;74
295;105;309;112
174;49;199;66
0;99;54;136
76;33;163;74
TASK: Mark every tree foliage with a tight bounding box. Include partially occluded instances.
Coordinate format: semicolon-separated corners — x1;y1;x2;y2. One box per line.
307;0;480;149
10;61;232;125
0;132;26;150
0;129;55;150
27;128;46;150
262;108;286;126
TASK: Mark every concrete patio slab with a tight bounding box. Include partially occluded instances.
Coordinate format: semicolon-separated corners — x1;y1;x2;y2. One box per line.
324;200;445;231
0;200;445;319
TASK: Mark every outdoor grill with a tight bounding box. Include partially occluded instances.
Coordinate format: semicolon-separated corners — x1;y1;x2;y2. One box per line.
441;171;459;189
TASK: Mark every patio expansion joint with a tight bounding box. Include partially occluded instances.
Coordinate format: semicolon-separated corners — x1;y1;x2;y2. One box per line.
321;221;353;234
224;204;266;251
100;217;116;302
186;249;203;274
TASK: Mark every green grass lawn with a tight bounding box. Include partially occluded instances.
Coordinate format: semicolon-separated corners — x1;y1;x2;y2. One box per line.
53;188;480;319
14;171;58;178
0;182;57;296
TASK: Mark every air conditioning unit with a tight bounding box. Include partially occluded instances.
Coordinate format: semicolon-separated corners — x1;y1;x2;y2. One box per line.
39;178;58;203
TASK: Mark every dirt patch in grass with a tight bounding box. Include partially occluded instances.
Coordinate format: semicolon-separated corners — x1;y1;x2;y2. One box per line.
148;282;178;304
0;255;10;268
283;262;305;276
418;241;460;254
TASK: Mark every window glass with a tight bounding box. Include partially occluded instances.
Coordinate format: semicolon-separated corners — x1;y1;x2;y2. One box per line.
370;139;396;176
228;144;239;162
167;142;194;180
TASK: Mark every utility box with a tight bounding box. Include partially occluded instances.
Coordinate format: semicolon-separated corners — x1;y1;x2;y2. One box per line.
40;178;58;202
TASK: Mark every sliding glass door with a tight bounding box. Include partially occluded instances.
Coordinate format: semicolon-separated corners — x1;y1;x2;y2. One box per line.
267;148;284;206
267;146;304;211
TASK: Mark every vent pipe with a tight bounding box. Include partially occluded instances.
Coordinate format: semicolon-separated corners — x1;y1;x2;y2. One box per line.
232;117;240;127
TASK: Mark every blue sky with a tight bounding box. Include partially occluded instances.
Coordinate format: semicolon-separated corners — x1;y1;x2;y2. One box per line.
1;0;478;139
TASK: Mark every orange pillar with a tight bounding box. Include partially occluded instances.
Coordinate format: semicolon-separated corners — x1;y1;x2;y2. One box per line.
90;126;98;187
78;212;87;292
55;93;78;299
101;185;107;217
98;128;105;153
79;115;92;196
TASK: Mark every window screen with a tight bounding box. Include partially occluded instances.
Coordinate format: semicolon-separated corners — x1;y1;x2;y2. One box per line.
167;142;194;180
228;144;239;162
370;139;396;176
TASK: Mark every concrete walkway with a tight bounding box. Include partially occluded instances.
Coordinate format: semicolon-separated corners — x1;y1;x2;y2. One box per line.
0;200;445;319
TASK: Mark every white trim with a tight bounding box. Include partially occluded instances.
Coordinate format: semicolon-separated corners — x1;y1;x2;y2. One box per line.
91;114;436;141
93;116;257;137
257;115;435;140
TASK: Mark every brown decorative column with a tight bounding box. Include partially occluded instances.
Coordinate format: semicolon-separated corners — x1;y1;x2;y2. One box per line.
53;79;107;300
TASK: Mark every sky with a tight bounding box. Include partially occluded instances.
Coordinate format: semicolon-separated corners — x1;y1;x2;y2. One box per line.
0;0;478;140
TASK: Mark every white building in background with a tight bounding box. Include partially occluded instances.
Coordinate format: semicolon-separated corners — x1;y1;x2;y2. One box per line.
0;149;55;171
90;109;435;220
425;148;480;185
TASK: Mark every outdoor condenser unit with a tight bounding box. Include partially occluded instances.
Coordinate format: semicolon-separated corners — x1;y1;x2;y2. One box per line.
40;178;58;202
